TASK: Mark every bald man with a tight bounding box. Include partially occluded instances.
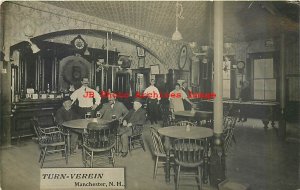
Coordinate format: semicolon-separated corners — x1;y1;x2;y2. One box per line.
98;93;129;120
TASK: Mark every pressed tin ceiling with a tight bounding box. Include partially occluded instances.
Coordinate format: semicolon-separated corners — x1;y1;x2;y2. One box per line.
44;1;299;43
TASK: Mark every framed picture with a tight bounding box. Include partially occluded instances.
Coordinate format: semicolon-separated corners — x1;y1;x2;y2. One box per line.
138;58;145;68
136;46;145;57
150;65;160;75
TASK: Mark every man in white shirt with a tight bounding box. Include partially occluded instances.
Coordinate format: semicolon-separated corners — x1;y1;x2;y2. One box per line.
70;78;101;118
143;79;161;124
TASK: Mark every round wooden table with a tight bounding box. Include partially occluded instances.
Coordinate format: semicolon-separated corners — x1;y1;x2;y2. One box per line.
158;126;213;184
62;118;112;129
158;126;213;139
62;118;115;155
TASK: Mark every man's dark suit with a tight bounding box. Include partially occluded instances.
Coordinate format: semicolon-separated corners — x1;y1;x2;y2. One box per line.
119;108;147;152
99;101;128;120
182;87;191;110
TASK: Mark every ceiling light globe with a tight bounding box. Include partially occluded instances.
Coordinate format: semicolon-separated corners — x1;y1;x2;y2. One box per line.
172;30;183;41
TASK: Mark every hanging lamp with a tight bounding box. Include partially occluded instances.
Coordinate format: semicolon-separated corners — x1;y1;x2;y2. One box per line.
172;2;184;41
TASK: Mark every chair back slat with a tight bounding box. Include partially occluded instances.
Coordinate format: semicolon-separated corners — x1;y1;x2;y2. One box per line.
173;139;204;164
131;125;144;136
223;115;238;152
160;104;175;127
31;117;65;144
150;127;165;155
83;122;117;149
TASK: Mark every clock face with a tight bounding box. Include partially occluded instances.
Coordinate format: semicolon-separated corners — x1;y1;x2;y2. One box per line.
237;61;245;69
74;38;85;49
71;35;87;51
179;45;187;70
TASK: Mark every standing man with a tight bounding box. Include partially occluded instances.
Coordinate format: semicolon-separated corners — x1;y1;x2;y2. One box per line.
70;77;101;118
119;98;147;157
143;79;161;124
238;80;251;122
98;93;129;120
182;82;192;110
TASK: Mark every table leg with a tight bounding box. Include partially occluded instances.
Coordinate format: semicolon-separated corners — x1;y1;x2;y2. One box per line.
203;139;209;184
262;120;269;129
271;120;275;128
115;134;120;156
66;129;71;156
166;149;170;183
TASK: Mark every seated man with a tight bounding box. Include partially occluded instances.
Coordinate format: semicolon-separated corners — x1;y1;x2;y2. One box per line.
98;93;129;120
55;96;80;154
119;98;147;157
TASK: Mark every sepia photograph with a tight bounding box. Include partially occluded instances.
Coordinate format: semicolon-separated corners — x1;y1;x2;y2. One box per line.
0;1;299;190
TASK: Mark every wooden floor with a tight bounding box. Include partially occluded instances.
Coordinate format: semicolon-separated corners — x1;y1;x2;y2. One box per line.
0;119;298;190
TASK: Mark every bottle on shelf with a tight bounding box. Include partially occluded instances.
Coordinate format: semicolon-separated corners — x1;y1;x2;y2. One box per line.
20;89;25;99
46;83;51;94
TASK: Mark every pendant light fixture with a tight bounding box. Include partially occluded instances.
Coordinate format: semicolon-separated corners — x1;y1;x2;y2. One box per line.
172;2;184;41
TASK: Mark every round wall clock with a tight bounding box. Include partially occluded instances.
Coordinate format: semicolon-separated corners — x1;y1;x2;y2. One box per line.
74;38;85;49
178;45;188;70
71;35;87;50
237;61;245;69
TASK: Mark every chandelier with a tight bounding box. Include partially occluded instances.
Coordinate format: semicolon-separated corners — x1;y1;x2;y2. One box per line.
172;2;184;41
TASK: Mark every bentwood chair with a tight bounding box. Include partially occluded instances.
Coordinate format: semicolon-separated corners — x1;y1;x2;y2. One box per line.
173;138;205;190
128;124;145;152
194;111;213;128
150;127;174;179
160;104;175;127
35;113;57;128
175;120;197;127
31;118;68;168
223;115;238;153
82;122;117;167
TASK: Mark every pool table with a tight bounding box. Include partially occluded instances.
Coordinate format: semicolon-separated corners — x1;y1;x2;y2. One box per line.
195;99;280;129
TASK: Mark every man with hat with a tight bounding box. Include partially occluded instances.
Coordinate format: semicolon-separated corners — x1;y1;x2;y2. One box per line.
119;98;147;157
55;96;80;154
70;77;101;118
98;92;129;120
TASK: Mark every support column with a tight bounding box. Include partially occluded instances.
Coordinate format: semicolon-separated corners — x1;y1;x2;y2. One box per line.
210;1;226;187
279;33;286;140
1;60;12;146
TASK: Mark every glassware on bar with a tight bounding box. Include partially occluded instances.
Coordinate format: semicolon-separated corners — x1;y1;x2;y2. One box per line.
96;111;101;118
85;112;92;119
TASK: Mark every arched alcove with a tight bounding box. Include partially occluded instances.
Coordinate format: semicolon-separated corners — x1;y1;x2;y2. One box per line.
30;29;164;65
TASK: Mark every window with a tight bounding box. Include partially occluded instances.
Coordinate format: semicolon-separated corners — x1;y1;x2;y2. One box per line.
223;59;231;99
253;58;276;100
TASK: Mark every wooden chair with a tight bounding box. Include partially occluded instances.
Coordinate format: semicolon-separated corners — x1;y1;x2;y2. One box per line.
160;104;175;127
176;120;197;127
223;115;238;153
173;138;205;190
35;114;57;128
82;122;117;167
128;124;145;152
150;127;174;179
194;111;213;128
31;118;68;168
